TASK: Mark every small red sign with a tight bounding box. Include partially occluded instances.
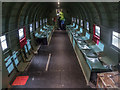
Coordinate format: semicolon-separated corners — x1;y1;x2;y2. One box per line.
12;76;29;86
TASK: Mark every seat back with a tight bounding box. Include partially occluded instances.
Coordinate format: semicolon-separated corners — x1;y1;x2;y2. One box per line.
27;39;31;50
75;25;78;29
35;33;39;37
97;41;104;51
85;32;90;39
80;28;83;33
24;45;28;53
73;23;75;27
43;26;46;29
12;51;19;66
40;29;43;31
4;56;14;74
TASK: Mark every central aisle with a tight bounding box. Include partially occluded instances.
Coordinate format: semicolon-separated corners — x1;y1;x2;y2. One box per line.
13;30;90;88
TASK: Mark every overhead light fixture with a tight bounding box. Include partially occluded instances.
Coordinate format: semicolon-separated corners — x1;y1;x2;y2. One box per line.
58;0;60;4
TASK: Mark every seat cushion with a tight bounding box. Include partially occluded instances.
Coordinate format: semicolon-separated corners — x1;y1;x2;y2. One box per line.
86;57;108;72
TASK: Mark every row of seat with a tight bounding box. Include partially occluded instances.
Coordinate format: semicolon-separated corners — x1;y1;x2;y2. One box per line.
35;25;54;45
66;23;112;84
3;24;54;86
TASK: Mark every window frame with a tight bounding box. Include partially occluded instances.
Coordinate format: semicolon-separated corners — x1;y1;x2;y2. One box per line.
40;19;42;26
81;20;83;27
43;19;45;24
45;18;47;23
112;31;120;50
36;21;39;29
29;23;33;32
73;18;76;23
95;25;100;37
0;35;8;51
87;22;89;31
18;28;24;40
72;17;74;22
77;19;79;25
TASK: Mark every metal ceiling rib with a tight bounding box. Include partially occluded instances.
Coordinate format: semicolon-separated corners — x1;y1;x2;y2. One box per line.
2;2;118;33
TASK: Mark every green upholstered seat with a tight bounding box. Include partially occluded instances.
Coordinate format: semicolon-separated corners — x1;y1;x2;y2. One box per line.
86;57;109;72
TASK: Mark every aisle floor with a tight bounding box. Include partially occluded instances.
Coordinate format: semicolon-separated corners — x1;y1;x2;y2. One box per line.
13;30;91;88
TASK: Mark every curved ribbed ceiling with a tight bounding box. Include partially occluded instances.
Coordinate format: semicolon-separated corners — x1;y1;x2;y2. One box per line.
2;2;118;33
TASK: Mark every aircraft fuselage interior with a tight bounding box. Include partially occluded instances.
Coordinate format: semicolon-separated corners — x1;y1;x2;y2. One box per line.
0;1;120;89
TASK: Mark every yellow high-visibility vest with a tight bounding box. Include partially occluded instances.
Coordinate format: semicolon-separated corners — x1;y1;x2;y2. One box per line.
59;12;64;20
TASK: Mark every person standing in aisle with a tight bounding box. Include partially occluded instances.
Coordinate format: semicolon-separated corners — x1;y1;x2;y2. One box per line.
59;10;65;30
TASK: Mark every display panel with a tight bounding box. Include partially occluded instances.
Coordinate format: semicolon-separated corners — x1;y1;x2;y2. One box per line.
30;24;32;32
0;35;8;51
95;25;100;37
87;22;89;30
19;28;24;40
112;31;120;49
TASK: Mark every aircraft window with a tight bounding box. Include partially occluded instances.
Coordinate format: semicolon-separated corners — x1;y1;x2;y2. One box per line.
72;17;74;22
18;28;24;40
43;19;45;24
45;18;47;23
30;24;32;32
77;19;79;24
73;18;76;23
81;20;83;27
36;21;39;29
95;25;100;37
52;18;54;21
93;25;100;44
112;31;120;49
87;22;89;31
40;20;42;26
0;35;8;51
